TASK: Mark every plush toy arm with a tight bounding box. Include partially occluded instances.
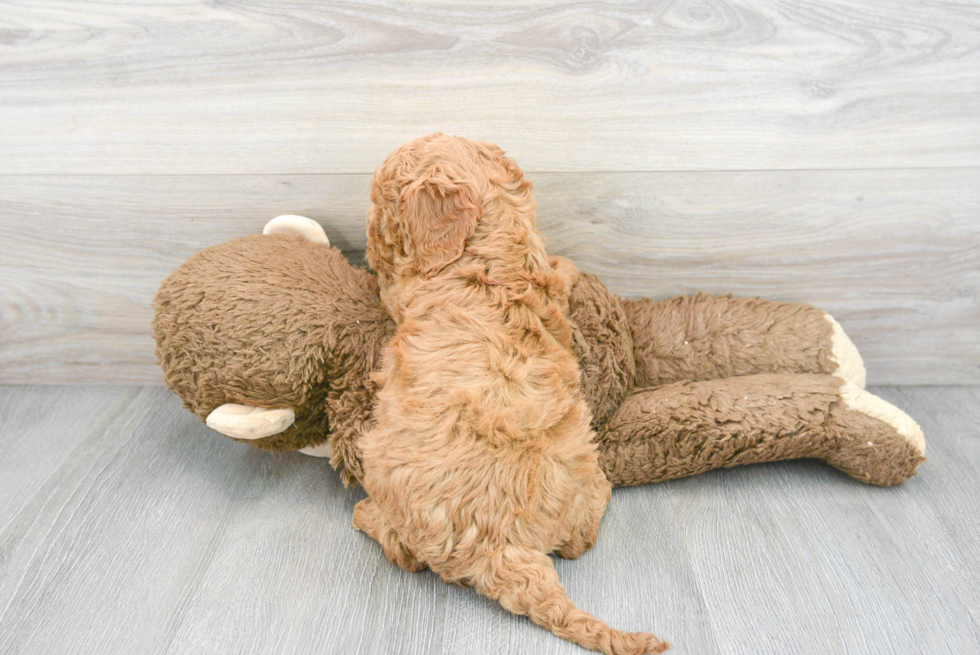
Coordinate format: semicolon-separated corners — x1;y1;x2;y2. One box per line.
594;373;924;488
623;293;866;389
206;404;296;440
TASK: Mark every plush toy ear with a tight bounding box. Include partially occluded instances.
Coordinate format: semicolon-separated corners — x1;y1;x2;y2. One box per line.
400;170;481;278
263;215;330;245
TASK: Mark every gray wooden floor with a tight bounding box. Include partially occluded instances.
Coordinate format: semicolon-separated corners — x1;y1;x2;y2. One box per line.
0;385;976;655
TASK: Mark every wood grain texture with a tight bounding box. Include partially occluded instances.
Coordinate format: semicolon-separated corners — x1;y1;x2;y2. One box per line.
1;1;979;174
0;384;976;654
2;170;977;385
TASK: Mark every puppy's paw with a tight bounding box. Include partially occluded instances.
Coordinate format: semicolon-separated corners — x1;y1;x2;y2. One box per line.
549;255;582;290
556;536;592;560
352;497;383;535
354;498;425;573
557;517;600;560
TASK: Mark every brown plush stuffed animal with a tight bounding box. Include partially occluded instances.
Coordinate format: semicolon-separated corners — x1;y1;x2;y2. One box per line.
153;136;925;653
153;224;925;491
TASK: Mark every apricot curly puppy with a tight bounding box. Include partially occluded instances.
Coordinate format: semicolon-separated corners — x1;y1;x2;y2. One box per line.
353;134;669;655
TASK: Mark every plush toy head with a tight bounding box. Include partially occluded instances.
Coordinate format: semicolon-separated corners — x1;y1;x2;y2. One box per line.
153;230;395;482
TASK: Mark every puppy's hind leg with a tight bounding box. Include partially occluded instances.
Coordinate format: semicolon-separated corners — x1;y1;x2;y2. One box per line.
353;497;425;573
557;527;597;560
557;477;610;560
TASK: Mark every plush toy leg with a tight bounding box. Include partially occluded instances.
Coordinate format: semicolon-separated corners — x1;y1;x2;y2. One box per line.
623;294;866;389
353;497;425;572
595;374;924;488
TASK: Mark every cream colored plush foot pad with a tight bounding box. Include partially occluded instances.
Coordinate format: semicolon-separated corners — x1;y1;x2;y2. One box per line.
299;441;333;457
263;215;330;245
206;403;296;440
825;313;867;389
840;383;925;455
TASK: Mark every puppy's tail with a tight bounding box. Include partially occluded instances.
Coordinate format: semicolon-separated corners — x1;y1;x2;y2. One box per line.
473;547;669;655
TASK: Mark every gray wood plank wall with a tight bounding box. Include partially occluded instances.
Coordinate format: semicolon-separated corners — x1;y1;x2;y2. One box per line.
1;1;978;385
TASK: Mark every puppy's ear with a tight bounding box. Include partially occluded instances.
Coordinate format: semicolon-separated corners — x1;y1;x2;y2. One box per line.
400;169;480;278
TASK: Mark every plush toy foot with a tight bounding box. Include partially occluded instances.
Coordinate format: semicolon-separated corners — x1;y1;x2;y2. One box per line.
353;498;425;573
297;441;333;457
263;214;330;244
595;373;924;487
825;382;925;486
825;313;866;389
205;403;295;440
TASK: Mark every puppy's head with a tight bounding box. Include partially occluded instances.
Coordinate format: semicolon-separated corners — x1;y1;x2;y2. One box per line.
367;133;531;287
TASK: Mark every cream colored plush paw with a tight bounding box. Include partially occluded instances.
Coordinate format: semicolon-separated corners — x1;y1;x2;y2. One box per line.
206;403;295;440
825;313;867;389
263;215;330;244
299;441;333;457
840;382;925;455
